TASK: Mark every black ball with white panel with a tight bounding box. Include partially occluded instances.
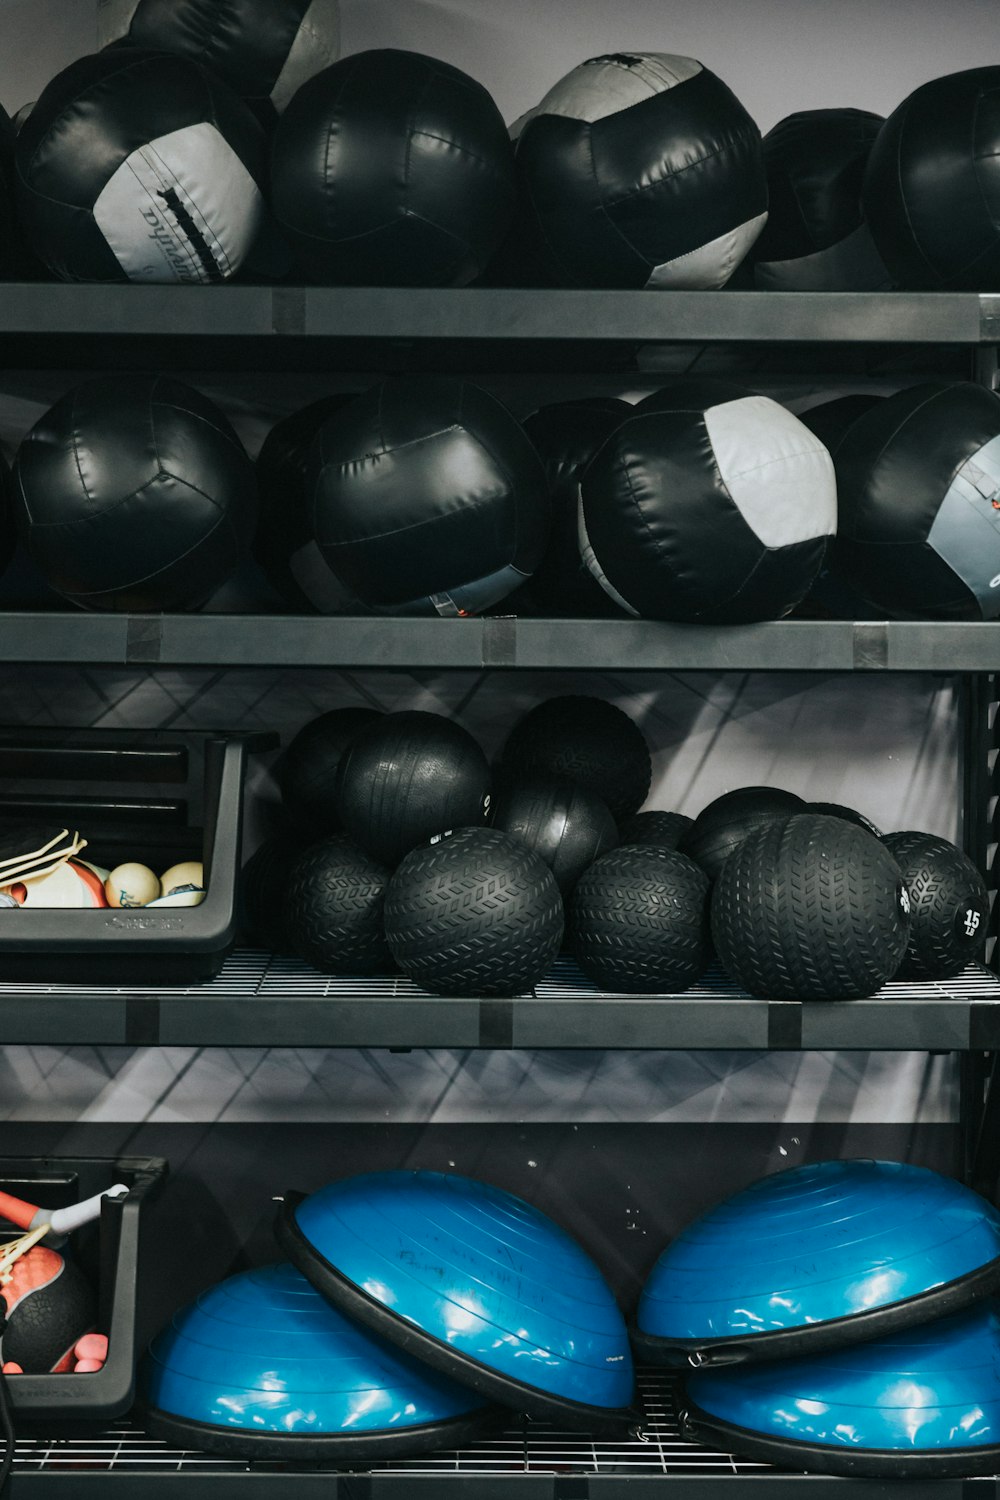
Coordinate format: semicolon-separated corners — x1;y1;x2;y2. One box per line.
883;830;990;980
15;49;267;283
512;52;767;289
98;0;340;117
579;393;837;622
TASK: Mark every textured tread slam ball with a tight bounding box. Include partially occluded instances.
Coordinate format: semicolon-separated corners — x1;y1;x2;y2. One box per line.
309;377;549;616
277;707;381;836
617;810;693;850
98;0;340;116
712;814;910;1001
385;827;563;997
271;48;515;285
883;831;989;980
571;845;709;994
680;786;805;883
284;836;392;975
501;696;651;823
580;395;836;623
491;771;618;895
13;375;256;611
805;801;883;839
513;52;766;289
337;712;491;867
16;49;267;283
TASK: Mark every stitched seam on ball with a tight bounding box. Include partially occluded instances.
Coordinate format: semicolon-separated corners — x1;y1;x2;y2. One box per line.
601;131;756;210
25;470;228;526
847;387;944;538
151;397;248;461
724;446;825;481
585;123;654;272
319;53;364;236
404;72;435;212
409;129;503;172
69;386;96;513
65;506;239;596
24;52;175;173
893;95;938;283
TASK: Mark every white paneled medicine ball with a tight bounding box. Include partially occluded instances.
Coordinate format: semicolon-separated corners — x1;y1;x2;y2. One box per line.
97;0;340;116
15;50;267;283
579;394;837;623
512;52;767;289
307;376;550;616
13;376;257;611
270;49;516;286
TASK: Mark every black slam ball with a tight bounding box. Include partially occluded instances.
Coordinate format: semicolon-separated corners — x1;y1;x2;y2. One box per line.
271;48;515;285
491;771;618;894
679;786;806;883
804;801;883;839
284;836;393;975
308;376;550;615
617;810;693;849
13;375;257;611
570;845;710;993
384;826;563;997
712;813;910;1001
501;696;651;823
336;711;491;866
16;49;268;283
883;831;990;979
240;832;304;952
277;707;382;836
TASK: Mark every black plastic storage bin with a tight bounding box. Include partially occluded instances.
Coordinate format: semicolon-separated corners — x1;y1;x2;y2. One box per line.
0;1155;167;1421
0;728;274;984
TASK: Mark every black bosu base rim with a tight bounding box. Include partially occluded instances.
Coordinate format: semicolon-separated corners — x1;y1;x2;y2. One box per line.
275;1191;640;1436
680;1399;1000;1480
631;1251;1000;1367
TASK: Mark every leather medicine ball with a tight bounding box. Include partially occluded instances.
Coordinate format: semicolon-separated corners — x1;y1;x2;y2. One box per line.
680;786;805;883
308;377;550;616
336;712;491;866
277;706;382;836
385;827;563;997
271;48;516;285
513;52;767;289
863;67;1000;290
752;109;890;291
13;375;257;611
491;771;618;894
284;836;393;975
580;395;836;623
16;49;267;283
98;0;340;116
501;696;651;823
883;831;990;980
570;845;710;993
830;382;1000;619
712;813;910;1001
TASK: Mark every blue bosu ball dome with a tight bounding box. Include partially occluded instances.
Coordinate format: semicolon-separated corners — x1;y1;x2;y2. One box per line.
140;1262;501;1459
635;1160;1000;1366
275;1168;636;1430
682;1300;1000;1478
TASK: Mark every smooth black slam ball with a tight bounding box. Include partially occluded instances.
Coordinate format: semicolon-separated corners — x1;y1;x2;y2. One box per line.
13;376;257;611
712;814;910;1001
864;68;1000;290
618;810;694;850
883;831;990;979
284;836;393;976
580;395;836;623
271;48;515;285
336;712;491;867
513;52;766;289
830;382;1000;619
752;109;890;290
308;377;550;616
277;707;382;837
501;696;652;823
680;787;806;883
385;827;563;997
15;49;267;283
491;771;617;895
570;845;710;993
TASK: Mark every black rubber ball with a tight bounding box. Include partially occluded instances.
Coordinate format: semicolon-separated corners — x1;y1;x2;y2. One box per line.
240;832;304;952
336;711;491;866
3;1250;96;1373
570;845;710;993
284;836;393;975
680;786;805;882
277;707;381;836
385;826;563;997
501;696;651;822
805;801;883;839
491;771;617;894
617;810;693;850
883;831;989;979
712;814;910;1000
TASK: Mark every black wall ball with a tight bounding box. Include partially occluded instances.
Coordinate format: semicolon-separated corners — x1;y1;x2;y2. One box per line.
798;393;886;452
308;377;550;615
13;375;257;611
491;771;617;894
284;836;393;975
277;707;382;836
271;48;515;285
570;845;709;993
384;826;563;996
712;813;910;1000
883;830;990;979
513;52;767;289
336;711;491;866
617;810;693;849
680;786;805;882
501;696;651;823
16;50;268;283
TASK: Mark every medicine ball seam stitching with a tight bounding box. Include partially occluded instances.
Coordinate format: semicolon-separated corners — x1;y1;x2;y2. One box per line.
315;53;365;238
847;388;946;536
892;95;938;284
723;446;830;482
600;129;760;211
24;468;229;529
63;505;241;596
403;71;434;213
583;123;655;275
318;495;508;546
152;398;248;462
409;129;499;173
23;51;172;174
67;385;96;514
